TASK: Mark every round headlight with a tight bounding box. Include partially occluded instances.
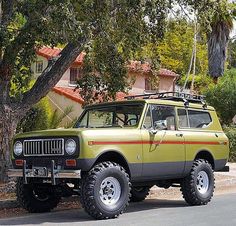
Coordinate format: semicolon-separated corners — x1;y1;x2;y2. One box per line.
14;141;23;156
65;139;76;155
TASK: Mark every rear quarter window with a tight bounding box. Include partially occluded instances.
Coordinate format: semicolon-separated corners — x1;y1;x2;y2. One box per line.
177;108;212;129
188;110;212;129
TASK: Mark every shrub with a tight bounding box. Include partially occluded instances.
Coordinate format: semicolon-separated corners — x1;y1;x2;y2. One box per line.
17;98;76;133
17;97;51;133
224;126;236;162
204;69;236;125
49;106;75;129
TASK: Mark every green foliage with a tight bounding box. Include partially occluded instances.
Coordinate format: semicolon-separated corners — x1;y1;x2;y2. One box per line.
17;98;51;133
76;1;170;103
204;69;236;125
178;74;214;93
228;40;236;69
0;0;221;105
1;1;85;97
138;17;209;80
210;0;235;31
159;19;193;74
17;99;75;132
224;126;236;162
49;106;74;129
78;38;129;103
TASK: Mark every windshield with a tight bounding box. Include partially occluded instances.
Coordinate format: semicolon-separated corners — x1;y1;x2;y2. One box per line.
75;103;144;128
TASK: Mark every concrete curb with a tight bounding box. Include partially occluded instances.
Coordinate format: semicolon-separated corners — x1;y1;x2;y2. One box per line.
0;196;78;210
0;199;19;210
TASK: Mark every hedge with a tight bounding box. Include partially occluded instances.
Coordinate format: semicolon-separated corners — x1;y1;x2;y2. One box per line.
224;126;236;162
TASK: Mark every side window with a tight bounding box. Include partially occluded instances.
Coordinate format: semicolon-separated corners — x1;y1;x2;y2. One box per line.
178;109;188;128
143;107;152;129
151;105;176;130
188;110;212;128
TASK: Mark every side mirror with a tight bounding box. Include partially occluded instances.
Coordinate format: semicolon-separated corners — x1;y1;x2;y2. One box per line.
149;129;158;135
154;121;167;131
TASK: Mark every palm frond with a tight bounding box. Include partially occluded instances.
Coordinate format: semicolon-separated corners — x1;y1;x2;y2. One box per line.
49;106;74;129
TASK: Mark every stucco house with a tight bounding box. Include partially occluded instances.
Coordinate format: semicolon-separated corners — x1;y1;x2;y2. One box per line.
32;47;179;122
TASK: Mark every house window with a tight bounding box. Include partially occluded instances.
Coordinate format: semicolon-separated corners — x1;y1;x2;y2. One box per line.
70;68;81;85
145;78;152;90
35;61;43;73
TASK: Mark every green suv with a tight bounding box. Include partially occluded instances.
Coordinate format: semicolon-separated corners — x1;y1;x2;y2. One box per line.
8;92;229;220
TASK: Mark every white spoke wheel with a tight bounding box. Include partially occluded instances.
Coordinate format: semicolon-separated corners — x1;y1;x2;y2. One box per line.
196;171;209;194
81;162;131;220
181;159;214;206
99;177;121;206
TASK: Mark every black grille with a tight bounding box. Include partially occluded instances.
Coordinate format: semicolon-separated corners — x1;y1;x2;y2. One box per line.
23;139;64;156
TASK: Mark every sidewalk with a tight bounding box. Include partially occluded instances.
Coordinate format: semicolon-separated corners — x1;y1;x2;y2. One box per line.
1;163;236;210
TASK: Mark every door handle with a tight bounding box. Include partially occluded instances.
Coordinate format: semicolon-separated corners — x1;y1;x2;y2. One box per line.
176;133;183;137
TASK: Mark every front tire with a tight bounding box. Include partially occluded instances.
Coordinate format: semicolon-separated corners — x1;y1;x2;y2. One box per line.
130;186;150;202
81;161;131;220
16;178;61;213
181;159;214;206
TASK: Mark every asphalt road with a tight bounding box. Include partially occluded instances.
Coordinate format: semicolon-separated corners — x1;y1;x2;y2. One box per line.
0;194;236;226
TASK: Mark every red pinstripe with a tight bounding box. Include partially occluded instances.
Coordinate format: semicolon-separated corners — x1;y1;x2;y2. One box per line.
89;140;225;145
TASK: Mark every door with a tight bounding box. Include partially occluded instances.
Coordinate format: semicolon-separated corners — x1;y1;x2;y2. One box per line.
141;104;185;179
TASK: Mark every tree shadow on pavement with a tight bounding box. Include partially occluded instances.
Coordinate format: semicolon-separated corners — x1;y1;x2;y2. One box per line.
0;199;188;225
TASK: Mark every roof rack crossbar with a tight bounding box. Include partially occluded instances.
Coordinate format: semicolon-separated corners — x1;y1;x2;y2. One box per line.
125;92;206;106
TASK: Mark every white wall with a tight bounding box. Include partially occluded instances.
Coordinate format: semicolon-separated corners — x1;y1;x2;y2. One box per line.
47;91;84;127
56;68;72;87
128;73;146;94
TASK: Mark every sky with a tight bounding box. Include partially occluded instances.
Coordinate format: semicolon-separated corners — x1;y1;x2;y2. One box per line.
230;1;236;38
231;21;236;38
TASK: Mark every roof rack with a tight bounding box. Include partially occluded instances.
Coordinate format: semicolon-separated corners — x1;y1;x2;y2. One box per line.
125;92;207;108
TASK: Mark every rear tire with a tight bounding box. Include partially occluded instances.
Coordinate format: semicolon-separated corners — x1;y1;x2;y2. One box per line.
181;159;214;205
81;161;131;220
16;178;61;213
130;186;150;202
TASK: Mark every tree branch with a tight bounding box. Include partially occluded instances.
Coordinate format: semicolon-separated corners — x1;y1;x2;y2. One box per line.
1;0;14;26
19;39;87;112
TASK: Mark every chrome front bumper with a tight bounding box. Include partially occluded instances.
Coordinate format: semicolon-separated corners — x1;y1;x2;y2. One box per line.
7;160;81;185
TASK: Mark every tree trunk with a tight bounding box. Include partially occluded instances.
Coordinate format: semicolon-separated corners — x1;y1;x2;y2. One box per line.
0;106;18;182
208;22;229;78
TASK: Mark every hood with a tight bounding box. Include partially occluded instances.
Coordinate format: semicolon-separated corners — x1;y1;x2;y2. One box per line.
14;128;88;139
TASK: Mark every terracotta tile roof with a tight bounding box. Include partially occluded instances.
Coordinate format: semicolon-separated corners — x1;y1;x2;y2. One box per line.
159;68;179;77
52;87;84;104
128;61;151;74
37;47;178;77
36;47;85;67
52;87;132;104
116;92;134;100
128;60;179;77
